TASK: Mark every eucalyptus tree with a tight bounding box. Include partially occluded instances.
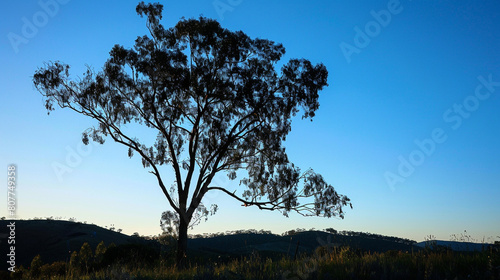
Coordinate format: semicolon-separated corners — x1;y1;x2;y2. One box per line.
33;2;351;267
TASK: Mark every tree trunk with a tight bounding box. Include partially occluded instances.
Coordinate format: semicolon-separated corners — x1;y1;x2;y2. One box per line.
176;216;189;269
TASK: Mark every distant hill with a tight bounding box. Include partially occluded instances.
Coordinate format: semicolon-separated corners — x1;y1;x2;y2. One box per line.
2;219;493;271
187;230;421;261
415;240;493;252
0;219;146;270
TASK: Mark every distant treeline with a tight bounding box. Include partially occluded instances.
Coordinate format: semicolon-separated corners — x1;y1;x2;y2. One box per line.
186;227;416;246
322;228;417;246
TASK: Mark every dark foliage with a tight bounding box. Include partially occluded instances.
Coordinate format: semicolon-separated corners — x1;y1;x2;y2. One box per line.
101;243;160;268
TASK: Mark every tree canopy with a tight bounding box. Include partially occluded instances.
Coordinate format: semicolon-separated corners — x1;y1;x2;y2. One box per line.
33;1;351;267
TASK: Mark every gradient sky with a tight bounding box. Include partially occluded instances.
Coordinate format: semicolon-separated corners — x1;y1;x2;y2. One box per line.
1;0;499;242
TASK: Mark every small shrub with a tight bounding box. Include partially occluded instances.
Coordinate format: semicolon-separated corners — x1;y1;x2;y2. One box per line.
9;265;26;280
40;261;67;278
29;255;43;278
101;243;159;268
95;241;107;265
69;250;80;275
79;242;93;273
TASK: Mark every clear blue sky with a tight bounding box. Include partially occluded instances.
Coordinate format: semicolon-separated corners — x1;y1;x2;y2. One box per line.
1;0;499;242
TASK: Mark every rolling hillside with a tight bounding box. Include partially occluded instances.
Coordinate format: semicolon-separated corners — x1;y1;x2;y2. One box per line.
1;219;494;270
0;219;146;270
187;230;421;261
415;240;493;251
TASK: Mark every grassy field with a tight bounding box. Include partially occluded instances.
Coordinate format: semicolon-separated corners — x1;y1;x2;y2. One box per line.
3;241;500;279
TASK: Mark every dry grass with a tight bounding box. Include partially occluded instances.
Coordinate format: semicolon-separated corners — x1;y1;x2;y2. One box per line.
8;245;500;280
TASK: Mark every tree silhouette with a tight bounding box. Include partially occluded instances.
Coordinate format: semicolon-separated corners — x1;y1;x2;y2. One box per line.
33;2;351;268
